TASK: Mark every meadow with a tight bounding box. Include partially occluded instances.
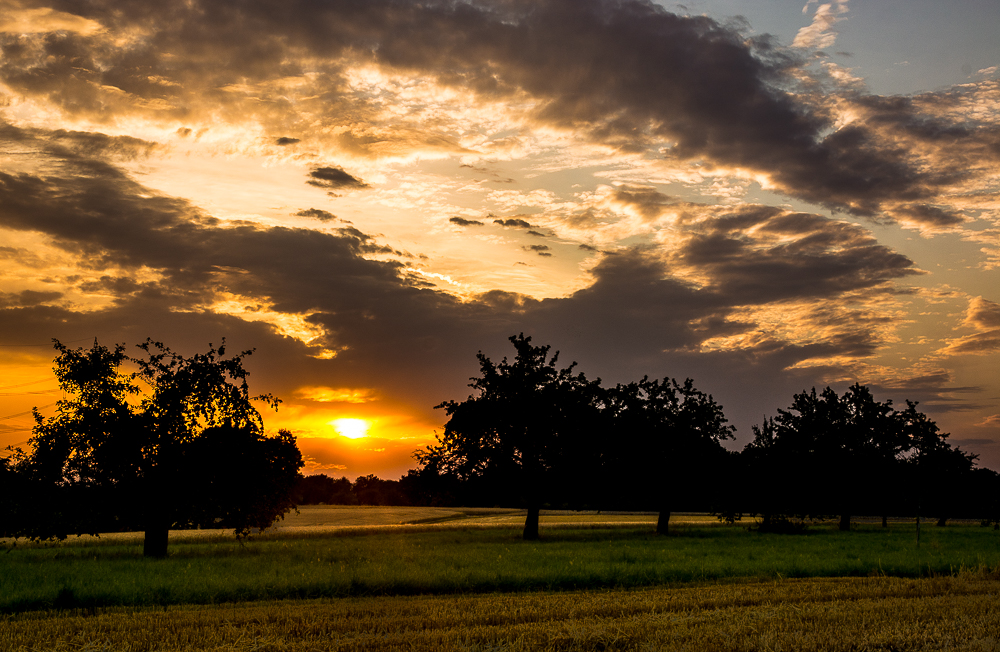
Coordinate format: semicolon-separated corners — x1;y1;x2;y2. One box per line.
2;509;999;650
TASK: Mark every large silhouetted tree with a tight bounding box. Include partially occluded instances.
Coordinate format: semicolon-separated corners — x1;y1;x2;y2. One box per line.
766;384;908;531
15;340;142;539
418;334;601;540
10;338;302;557
606;377;733;534
900;400;977;527
736;386;978;531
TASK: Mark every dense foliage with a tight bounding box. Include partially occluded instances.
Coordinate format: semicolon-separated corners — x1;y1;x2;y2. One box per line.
5;333;997;550
407;334;999;534
2;339;303;556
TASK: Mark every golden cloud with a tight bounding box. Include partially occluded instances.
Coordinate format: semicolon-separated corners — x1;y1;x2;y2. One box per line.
295;386;378;404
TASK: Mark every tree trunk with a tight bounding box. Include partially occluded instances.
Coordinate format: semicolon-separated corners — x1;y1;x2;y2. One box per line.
838;513;851;531
143;523;169;558
144;472;170;558
936;516;948;527
523;505;540;540
656;510;670;535
881;515;888;528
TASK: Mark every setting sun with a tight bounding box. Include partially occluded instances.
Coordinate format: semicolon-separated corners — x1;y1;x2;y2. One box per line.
330;418;371;440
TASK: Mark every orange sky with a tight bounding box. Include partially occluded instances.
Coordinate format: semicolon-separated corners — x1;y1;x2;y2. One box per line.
1;0;999;478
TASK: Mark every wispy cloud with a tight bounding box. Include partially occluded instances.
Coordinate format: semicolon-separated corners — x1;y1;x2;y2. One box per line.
793;1;849;49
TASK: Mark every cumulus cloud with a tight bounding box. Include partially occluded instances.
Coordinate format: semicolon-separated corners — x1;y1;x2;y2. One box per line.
965;297;1000;330
1;0;996;222
936;297;1000;357
0;119;929;435
611;185;678;220
1;0;998;470
673;205;919;305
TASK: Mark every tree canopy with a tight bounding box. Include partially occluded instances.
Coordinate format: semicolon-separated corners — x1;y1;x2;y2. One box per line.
413;335;997;534
418;334;602;539
604;376;733;533
7;338;303;556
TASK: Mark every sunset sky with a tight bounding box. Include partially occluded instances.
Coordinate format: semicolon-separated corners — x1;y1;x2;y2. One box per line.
1;0;998;479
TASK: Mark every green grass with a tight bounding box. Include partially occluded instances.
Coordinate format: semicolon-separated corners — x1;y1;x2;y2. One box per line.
2;522;998;614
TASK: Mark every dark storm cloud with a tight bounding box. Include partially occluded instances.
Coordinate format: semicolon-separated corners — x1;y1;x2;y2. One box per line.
275;137;300;146
449;216;484;227
6;0;995;217
0;121;943;453
306;167;369;191
76;275;147;299
296;208;339;222
677;205;919;305
0;290;62;308
494;218;533;229
893;204;966;228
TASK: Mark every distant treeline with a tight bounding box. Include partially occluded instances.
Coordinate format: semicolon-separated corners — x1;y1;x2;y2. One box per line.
293;474;407;507
325;335;1000;538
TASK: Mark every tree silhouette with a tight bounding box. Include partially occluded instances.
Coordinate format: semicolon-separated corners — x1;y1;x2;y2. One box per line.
16;340;142;539
737;386;976;531
767;385;907;530
418;334;600;540
739;416;805;531
606;377;733;534
900;400;977;527
292;474;356;505
10;339;302;557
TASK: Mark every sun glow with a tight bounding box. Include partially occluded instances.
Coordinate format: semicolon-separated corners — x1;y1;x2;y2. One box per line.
330;418;371;439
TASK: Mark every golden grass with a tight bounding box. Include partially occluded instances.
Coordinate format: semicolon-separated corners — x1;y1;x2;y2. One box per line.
4;570;999;651
0;510;722;548
277;507;717;531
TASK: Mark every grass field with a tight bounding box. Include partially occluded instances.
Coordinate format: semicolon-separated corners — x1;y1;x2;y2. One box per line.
2;515;998;612
3;511;999;650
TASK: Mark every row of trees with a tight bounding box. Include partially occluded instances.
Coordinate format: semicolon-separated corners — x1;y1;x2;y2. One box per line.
292;473;407;506
1;339;303;556
413;335;999;538
4;334;995;552
727;385;994;531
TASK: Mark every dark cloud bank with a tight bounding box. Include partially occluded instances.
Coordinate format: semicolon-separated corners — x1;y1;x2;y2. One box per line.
2;0;994;224
0;120;946;457
1;0;997;469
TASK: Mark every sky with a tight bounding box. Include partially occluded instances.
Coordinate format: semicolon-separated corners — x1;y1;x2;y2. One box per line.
0;0;998;480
